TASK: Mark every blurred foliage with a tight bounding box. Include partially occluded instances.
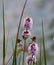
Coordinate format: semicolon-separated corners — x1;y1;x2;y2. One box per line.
48;18;54;29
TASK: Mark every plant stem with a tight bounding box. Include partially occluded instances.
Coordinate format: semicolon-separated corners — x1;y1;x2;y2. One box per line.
40;43;42;65
32;62;34;65
12;0;27;65
2;0;5;65
22;39;26;65
42;20;47;65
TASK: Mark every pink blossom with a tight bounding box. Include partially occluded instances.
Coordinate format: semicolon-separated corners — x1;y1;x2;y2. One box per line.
28;42;39;55
23;17;33;30
22;30;31;38
26;55;37;63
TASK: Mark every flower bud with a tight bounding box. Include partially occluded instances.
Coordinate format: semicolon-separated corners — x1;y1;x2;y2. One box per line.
31;36;36;41
23;17;33;30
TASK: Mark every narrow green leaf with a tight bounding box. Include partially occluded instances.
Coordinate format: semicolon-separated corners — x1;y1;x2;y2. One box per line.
16;49;22;56
18;54;21;65
5;32;9;54
42;20;47;65
12;40;14;52
2;0;6;65
40;43;42;65
12;0;27;65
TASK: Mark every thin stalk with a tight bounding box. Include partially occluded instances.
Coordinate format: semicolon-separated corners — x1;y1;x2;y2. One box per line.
22;39;26;65
12;0;27;65
42;20;47;65
32;62;34;65
18;54;21;65
40;43;42;65
28;62;29;65
6;32;9;54
2;0;5;65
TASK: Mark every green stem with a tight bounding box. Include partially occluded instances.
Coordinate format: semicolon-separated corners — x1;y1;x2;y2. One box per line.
22;39;26;65
42;20;47;65
12;0;27;65
33;62;34;65
40;43;42;65
2;0;5;65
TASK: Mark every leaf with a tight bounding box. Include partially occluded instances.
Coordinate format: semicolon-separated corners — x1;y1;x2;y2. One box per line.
12;40;14;52
2;0;6;65
12;0;27;65
18;54;21;65
40;43;42;65
16;49;22;56
42;20;47;65
5;32;9;53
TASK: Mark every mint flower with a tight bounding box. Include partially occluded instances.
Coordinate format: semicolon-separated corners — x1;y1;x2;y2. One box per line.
23;17;33;30
26;55;37;63
28;42;39;55
22;30;31;39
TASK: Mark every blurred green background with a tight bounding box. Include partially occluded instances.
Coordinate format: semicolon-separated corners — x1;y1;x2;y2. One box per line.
0;0;54;65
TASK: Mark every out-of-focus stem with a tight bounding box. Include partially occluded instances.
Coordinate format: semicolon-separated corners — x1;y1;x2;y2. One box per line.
2;0;6;65
22;39;26;65
40;42;42;65
12;0;27;65
42;20;47;65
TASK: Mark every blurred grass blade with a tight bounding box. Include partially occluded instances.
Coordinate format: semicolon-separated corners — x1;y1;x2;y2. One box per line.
12;0;27;65
18;54;21;65
12;40;14;52
5;32;9;54
42;20;47;65
16;49;22;56
6;53;13;65
2;0;6;65
40;43;42;65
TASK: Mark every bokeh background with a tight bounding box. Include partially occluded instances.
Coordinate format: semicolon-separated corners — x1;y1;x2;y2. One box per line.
0;0;54;65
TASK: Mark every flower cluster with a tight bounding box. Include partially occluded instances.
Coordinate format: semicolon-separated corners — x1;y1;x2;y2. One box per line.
26;42;39;64
26;55;37;63
22;17;39;64
28;42;39;55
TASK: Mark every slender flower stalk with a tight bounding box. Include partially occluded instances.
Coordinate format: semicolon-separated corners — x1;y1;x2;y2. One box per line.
40;43;42;65
12;0;27;65
22;39;26;65
2;0;6;65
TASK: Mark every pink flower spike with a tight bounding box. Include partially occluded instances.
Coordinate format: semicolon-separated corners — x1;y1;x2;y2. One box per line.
28;42;39;55
23;17;33;30
26;55;37;63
